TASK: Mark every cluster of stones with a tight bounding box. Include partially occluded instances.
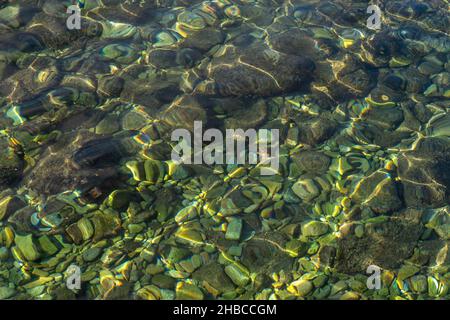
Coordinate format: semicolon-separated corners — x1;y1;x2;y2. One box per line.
0;0;449;300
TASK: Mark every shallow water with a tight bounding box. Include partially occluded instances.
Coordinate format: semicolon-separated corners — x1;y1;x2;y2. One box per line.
0;0;449;300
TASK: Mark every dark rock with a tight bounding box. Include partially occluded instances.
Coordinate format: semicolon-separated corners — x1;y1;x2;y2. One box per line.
104;281;132;300
416;240;450;267
240;4;275;26
403;67;430;93
151;274;176;289
241;232;293;274
397;137;450;208
176;48;202;68
267;28;318;57
146;48;178;69
335;208;424;273
0;31;43;54
313;54;375;101
381;74;407;92
223;99;267;129
318;245;336;268
120;65;181;108
158;94;207;132
350;169;402;214
198;39;315;97
22;131;122;195
26;13;101;49
351;121;411;148
317;1;362;26
295;114;337;145
0;138;23;189
181;28;225;52
362;30;402;67
0;56;61;102
291;150;330;173
361;105;404;128
0;195;26;221
0;56;17;81
192;262;235;294
98;75;124;98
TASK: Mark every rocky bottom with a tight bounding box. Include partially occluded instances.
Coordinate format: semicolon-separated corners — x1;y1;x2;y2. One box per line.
0;0;449;300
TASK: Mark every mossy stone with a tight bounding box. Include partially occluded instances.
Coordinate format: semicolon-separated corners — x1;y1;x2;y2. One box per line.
82;247;102;262
37;235;59;256
0;286;16;299
145;264;164;276
122;111;148;131
175;282;204;300
301;221;329;237
151;274;176;289
15;234;41;261
95;115;120;134
224;264;250;287
398;264;420;281
107;190;133;210
289;279;313;297
192;262;235;294
225;218;242;241
410;275;428;293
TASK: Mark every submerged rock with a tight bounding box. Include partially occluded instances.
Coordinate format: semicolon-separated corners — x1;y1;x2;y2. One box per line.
292;179;320;203
0;0;448;301
312;54;375;102
0;286;16;300
398;137;450;208
291;150;330;173
196;36;315;97
192;262;235;295
335;208;424;273
158;94;207;132
241;232;293;275
180;28;224;52
301;220;329;237
22;131;129;195
15;234;41;261
350;169;402;214
0;137;24;188
295;114;337;145
0;195;26;221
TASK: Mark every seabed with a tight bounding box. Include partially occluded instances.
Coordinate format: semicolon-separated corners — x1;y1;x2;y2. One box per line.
0;0;449;300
